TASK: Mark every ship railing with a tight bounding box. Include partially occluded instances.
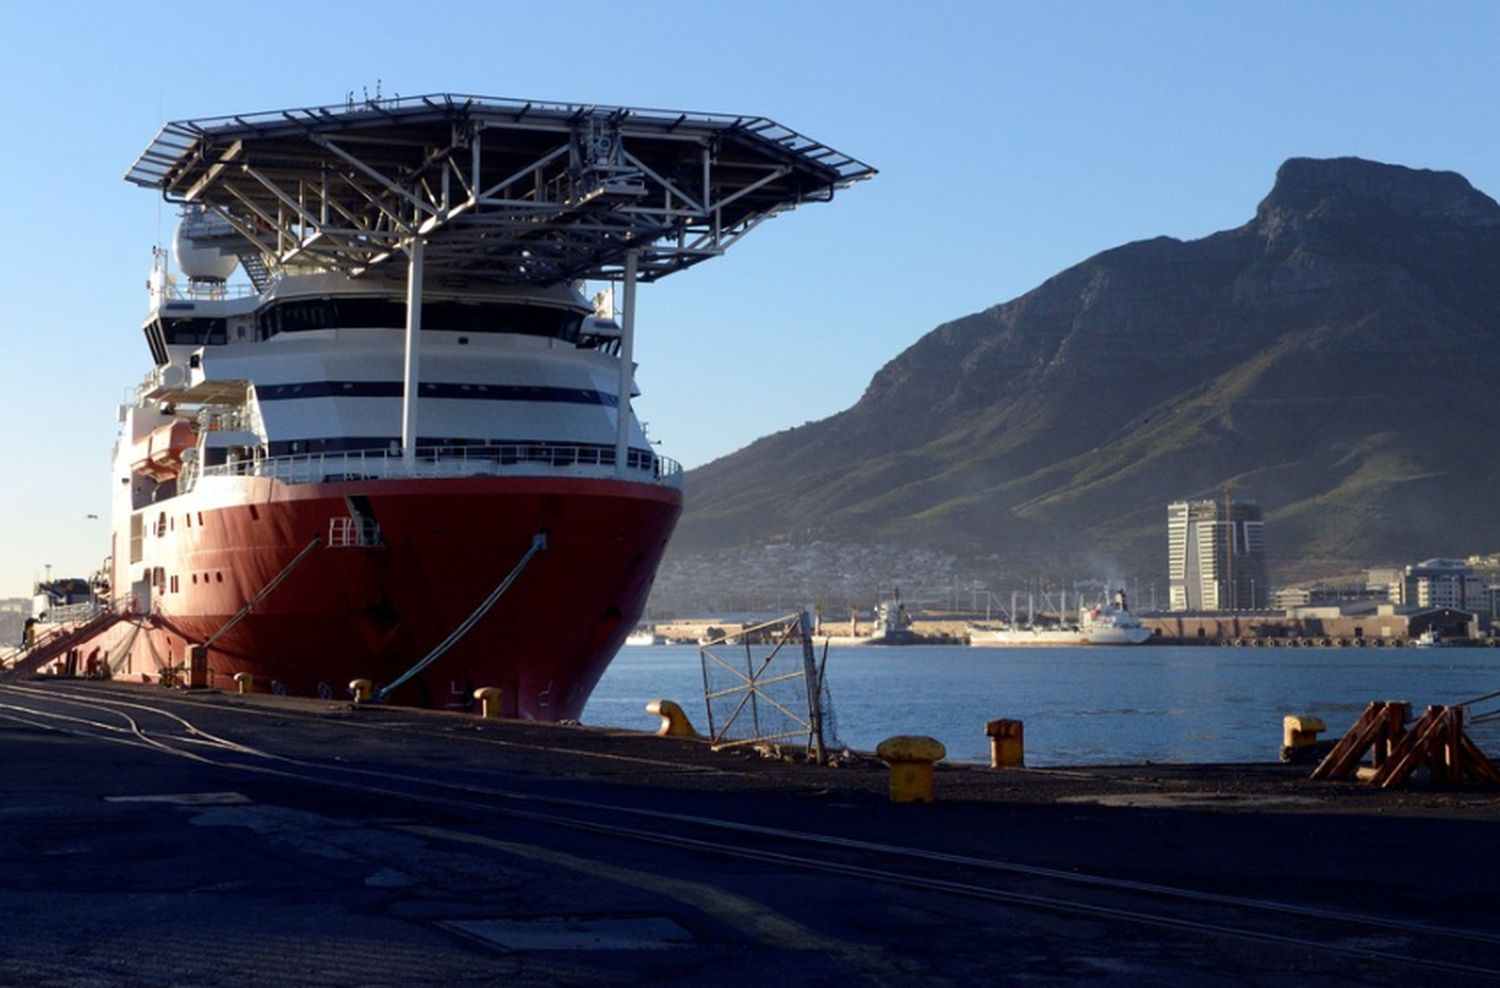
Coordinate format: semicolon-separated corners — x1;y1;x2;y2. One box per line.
42;601;105;625
198;444;684;488
328;516;383;548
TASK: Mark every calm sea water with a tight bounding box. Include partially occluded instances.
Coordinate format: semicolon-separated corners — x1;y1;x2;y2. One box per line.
582;644;1500;767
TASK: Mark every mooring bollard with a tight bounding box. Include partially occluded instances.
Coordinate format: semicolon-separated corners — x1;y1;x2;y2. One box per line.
349;679;373;703
1280;714;1327;763
986;718;1025;768
875;736;946;803
233;672;253;695
473;687;503;719
645;699;698;737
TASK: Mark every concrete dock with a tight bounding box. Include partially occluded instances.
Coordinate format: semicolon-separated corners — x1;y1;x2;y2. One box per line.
2;677;1498;985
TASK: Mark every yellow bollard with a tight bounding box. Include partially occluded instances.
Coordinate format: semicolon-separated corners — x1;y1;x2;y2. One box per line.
473;687;503;719
875;736;946;804
986;718;1025;768
349;678;373;703
233;672;253;695
1281;714;1327;763
645;699;699;737
1283;715;1326;750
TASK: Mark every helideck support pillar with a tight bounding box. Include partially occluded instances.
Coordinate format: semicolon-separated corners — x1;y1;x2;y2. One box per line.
614;249;638;478
401;238;425;468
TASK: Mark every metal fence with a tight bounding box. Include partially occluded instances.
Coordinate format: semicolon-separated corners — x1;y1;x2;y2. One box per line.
698;611;828;762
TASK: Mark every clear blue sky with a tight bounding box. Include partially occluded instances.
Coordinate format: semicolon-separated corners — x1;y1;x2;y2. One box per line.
1;1;1496;596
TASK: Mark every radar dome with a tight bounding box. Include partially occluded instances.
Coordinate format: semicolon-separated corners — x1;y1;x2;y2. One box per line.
172;210;239;282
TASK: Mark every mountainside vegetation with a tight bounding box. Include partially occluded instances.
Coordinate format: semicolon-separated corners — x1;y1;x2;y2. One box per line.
667;158;1500;592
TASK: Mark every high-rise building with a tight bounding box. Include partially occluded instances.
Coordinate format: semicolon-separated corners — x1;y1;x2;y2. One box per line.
1167;498;1268;611
1397;558;1489;615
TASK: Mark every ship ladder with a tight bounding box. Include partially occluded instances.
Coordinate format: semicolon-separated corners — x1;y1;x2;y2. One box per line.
373;531;548;704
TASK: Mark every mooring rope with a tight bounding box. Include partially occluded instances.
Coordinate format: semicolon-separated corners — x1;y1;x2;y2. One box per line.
373;531;547;703
203;536;323;649
1452;687;1500;710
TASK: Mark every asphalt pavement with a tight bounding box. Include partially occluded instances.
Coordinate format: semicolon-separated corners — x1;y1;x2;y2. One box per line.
2;678;1498;986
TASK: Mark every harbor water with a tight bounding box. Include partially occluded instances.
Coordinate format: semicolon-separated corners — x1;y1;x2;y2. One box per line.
583;644;1500;767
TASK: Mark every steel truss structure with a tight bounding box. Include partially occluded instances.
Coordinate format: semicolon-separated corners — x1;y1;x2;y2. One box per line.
126;93;875;288
698;611;827;763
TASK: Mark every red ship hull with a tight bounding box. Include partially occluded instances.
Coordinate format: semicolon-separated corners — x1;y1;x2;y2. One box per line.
114;475;680;720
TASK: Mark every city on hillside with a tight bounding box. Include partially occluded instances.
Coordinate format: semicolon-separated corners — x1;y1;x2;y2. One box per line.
643;496;1499;646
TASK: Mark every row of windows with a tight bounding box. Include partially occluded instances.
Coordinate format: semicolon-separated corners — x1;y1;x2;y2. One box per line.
254;381;613;405
145;299;602;363
152;510;207;537
260;298;586;340
162;571;226;594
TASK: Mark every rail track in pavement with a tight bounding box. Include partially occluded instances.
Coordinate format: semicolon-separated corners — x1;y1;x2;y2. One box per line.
3;679;1498;980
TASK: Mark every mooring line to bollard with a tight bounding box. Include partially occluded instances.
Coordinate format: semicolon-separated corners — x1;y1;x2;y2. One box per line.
374;531;547;703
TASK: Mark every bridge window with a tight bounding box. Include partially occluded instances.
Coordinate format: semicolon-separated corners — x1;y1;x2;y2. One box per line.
155;316;228;346
256;298;582;342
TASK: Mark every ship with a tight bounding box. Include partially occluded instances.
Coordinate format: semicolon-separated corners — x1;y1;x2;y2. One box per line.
968;589;1153;647
623;627;666;647
820;597;917;646
37;95;872;719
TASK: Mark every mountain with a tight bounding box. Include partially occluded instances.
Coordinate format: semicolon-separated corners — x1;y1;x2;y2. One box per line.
667;157;1500;593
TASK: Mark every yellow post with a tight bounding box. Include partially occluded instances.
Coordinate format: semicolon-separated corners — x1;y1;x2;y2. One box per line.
875;736;946;804
233;672;253;695
473;687;503;719
986;718;1025;768
1278;713;1326;761
645;699;698;737
349;679;373;703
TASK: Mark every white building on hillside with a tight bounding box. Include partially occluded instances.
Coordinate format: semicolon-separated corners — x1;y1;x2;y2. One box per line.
1398;558;1490;615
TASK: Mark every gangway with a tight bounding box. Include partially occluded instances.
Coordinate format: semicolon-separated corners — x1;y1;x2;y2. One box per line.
1;607;132;682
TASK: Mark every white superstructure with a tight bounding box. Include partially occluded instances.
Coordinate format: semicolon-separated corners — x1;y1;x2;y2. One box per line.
969;590;1152;647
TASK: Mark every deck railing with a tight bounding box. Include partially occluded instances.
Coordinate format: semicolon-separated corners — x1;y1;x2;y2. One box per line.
197;443;683;489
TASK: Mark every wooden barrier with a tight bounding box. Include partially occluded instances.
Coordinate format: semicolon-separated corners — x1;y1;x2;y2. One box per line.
1312;700;1500;788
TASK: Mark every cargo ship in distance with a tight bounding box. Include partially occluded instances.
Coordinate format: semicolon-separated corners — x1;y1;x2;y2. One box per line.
968;590;1153;647
78;95;873;718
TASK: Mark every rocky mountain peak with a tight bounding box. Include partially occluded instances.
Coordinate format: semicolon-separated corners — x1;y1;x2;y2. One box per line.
1254;157;1500;240
670;157;1500;589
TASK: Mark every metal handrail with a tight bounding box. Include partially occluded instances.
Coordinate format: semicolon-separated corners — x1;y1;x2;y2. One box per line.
196;443;683;488
41;601;103;625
